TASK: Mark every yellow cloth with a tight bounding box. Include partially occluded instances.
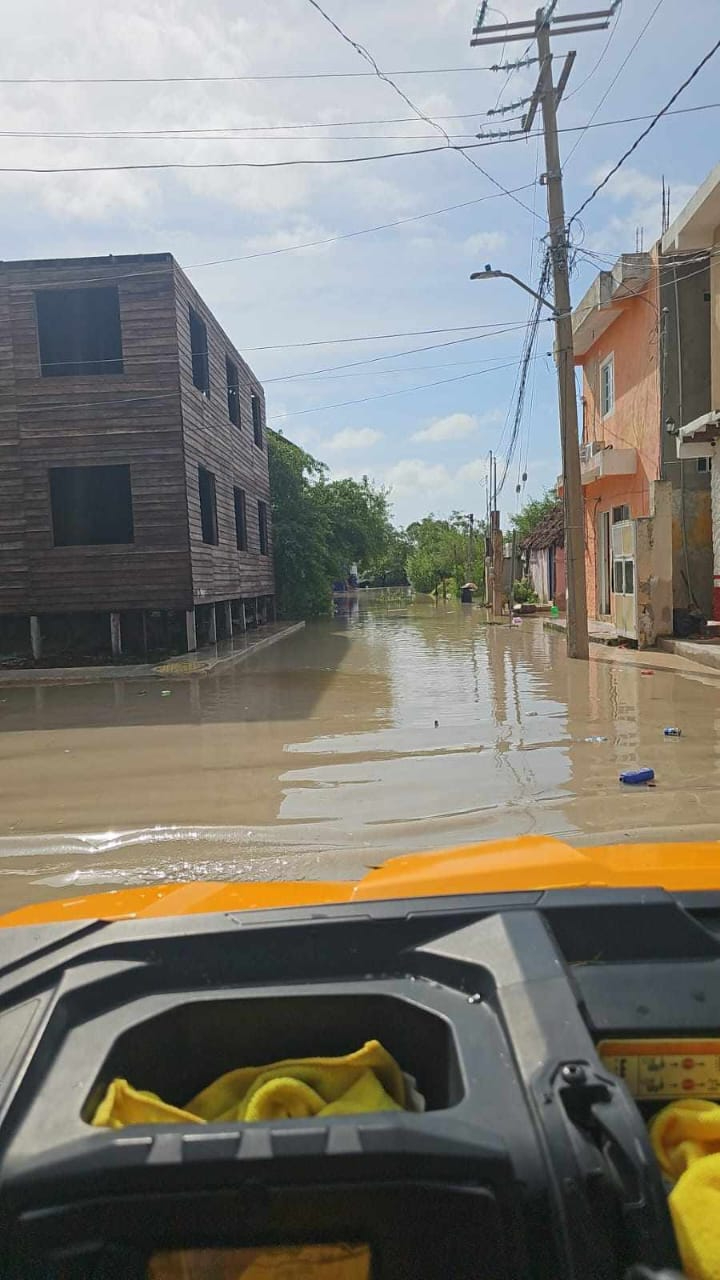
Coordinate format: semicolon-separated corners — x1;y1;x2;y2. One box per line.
650;1099;720;1280
92;1040;406;1129
149;1244;371;1279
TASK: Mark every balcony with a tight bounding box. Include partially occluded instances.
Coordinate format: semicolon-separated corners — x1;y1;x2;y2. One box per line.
557;443;637;492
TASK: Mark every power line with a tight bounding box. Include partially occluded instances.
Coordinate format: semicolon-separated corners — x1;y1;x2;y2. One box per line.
269;354;544;421
245;320;539;353
0;65;502;86
8;97;717;152
564;0;666;166
303;0;540;218
571;31;720;223
0;138;509;174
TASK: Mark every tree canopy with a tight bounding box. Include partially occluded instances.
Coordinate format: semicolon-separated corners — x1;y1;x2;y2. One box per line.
510;491;559;544
405;513;485;596
268;431;395;617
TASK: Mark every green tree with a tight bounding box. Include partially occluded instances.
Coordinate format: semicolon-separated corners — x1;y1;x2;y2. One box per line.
405;514;485;596
510;491;559;543
267;433;395;617
267;432;333;618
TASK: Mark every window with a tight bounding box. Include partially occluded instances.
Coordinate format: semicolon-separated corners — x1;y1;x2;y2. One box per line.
258;499;269;555
600;354;614;418
612;504;630;524
234;487;248;550
613;559;624;595
624;559;634;596
698;456;713;473
226;356;241;427
252;394;263;449
49;465;133;546
189;307;209;395
198;466;218;545
36;287;122;377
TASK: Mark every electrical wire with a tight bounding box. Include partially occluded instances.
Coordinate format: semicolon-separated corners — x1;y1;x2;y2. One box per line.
564;0;666;167
570;31;720;224
269;354;545;422
302;0;541;218
0;65;501;86
0;138;518;174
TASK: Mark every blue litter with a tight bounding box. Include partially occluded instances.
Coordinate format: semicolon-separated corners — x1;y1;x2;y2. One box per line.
619;767;655;785
663;727;682;737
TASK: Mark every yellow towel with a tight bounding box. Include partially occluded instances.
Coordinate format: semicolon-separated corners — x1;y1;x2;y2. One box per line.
650;1099;720;1280
92;1040;406;1129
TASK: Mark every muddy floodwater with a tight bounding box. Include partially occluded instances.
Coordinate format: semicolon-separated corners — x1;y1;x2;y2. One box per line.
0;595;719;912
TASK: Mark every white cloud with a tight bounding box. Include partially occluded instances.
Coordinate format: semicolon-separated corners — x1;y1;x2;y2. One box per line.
412;410;502;442
382;459;455;496
463;230;508;257
325;427;383;450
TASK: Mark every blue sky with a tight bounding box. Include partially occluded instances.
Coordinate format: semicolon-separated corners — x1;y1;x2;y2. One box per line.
2;0;718;527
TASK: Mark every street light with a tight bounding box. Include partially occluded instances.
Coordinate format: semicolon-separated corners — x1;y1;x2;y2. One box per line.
470;265;557;313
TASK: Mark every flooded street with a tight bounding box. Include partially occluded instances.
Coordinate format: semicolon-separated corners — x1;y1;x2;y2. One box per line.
0;595;719;912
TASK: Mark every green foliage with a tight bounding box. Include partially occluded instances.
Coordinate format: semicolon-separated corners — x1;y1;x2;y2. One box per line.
513;578;539;605
510;491;559;544
405;513;485;596
362;527;412;587
267;432;395;618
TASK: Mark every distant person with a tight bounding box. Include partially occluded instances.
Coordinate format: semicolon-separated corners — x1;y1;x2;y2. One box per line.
460;585;473;604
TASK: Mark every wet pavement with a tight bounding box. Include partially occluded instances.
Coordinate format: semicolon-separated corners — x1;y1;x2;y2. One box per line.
0;594;719;912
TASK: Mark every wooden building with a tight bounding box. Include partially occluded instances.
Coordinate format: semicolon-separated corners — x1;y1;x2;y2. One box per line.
0;253;274;660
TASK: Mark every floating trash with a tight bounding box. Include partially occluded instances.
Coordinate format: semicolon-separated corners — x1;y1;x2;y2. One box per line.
160;690;172;697
620;767;655;785
641;669;654;676
583;736;608;743
663;727;682;736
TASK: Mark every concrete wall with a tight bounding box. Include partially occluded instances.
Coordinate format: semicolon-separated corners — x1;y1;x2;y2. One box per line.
660;251;712;614
636;480;673;647
579;273;661;620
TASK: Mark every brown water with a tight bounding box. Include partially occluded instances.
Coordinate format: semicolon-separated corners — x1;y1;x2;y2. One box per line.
0;596;719;911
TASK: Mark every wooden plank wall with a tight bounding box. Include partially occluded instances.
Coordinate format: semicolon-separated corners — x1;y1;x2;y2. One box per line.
0;256;193;614
173;262;275;605
0;268;29;611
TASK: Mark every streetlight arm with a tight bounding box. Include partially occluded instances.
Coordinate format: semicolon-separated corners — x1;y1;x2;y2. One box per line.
470;268;555;312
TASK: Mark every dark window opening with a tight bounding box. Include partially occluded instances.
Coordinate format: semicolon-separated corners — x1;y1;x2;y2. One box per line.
258;499;269;555
36;287;123;377
624;559;634;595
612;504;630;523
198;466;219;545
234;487;248;550
189;306;210;395
226;356;241;427
252;394;263;449
613;559;624;595
697;456;713;473
50;465;134;546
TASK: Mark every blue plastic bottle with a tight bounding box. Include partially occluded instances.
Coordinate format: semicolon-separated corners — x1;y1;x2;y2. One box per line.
619;767;655;785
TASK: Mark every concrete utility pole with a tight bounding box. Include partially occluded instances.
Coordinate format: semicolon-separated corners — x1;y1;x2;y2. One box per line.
470;3;618;658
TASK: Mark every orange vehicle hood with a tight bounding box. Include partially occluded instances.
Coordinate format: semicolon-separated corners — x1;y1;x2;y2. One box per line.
2;834;720;928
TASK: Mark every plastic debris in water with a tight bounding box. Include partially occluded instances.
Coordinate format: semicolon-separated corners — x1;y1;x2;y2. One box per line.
619;767;655;785
584;736;608;743
160;690;172;697
434;719;439;728
641;669;654;676
663;727;682;736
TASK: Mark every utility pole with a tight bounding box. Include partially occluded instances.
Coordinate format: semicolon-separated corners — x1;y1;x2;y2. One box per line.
470;4;617;658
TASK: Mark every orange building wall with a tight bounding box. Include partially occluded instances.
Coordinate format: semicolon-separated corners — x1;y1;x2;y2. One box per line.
578;271;661;617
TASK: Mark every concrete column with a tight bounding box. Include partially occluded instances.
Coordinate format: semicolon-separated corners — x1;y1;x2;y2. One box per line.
110;611;122;659
220;601;233;639
185;608;197;652
712;451;720;620
29;615;42;661
207;605;217;645
240;601;247;632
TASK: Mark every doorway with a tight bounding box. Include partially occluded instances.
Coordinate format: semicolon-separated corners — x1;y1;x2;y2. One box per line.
597;510;611;616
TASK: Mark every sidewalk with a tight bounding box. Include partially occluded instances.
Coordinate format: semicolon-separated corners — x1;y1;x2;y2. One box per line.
543;615;619;645
0;621;305;687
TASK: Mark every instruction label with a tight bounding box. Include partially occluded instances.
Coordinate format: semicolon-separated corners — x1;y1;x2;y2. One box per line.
598;1039;720;1099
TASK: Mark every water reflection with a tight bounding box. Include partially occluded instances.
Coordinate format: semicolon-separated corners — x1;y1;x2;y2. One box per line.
0;594;719;910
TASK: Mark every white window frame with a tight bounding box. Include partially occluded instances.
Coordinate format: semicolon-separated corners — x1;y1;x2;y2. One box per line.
600;353;614;418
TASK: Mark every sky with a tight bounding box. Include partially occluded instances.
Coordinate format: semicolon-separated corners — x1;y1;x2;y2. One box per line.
2;0;719;528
